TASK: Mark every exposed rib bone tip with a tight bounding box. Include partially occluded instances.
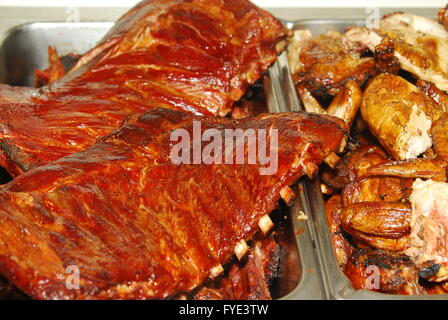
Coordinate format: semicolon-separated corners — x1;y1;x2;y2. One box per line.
297;210;308;221
275;39;288;53
210;264;224;279
280;185;296;206
320;183;333;195
324;152;341;169
234;239;249;261
303;162;319;179
258;214;274;235
338;138;348;154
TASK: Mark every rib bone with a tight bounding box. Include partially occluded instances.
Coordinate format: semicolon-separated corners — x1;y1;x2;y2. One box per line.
258;214;274;235
280;186;296;206
234;239;249;260
210;264;224;279
324;152;341;169
320;183;334;195
303;162;319;179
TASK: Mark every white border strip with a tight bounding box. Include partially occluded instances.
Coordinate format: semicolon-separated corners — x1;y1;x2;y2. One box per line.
0;0;445;7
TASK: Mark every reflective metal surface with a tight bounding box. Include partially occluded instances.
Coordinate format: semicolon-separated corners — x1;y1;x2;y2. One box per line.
0;22;113;85
266;53;327;300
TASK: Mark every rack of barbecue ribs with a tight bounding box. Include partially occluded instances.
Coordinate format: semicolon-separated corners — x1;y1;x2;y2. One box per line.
0;0;288;177
0;0;347;300
0;108;344;299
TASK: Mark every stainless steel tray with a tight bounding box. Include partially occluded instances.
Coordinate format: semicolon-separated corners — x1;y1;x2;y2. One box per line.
281;19;448;300
0;21;326;300
0;22;113;86
266;54;328;299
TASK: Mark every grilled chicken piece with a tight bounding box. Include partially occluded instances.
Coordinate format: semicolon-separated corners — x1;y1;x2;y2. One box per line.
0;0;287;177
338;142;413;205
0;108;343;299
431;114;448;161
287;29;313;75
327;80;363;152
340;140;389;177
417;79;448;114
344;12;448;92
361;73;443;160
406;179;448;282
366;158;448;182
341;202;412;251
320;142;388;190
327;81;362;125
325;141;413;252
290;30;377;97
338;143;387;179
296;80;362;153
342;177;412;206
325;195;354;268
344;248;425;295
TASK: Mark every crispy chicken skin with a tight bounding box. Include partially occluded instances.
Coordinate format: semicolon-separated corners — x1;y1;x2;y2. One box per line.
431;114;448;161
342;176;412;206
324;139;448;293
344;248;425;295
366;158;448;182
0;109;344;299
341;202;412;251
0;0;287;177
290;30;377;97
344;12;448;92
417;79;448;114
325;195;353;268
361;73;443;160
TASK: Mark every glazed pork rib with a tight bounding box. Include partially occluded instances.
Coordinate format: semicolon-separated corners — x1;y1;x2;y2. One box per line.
0;0;287;177
193;235;280;300
0;108;343;299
